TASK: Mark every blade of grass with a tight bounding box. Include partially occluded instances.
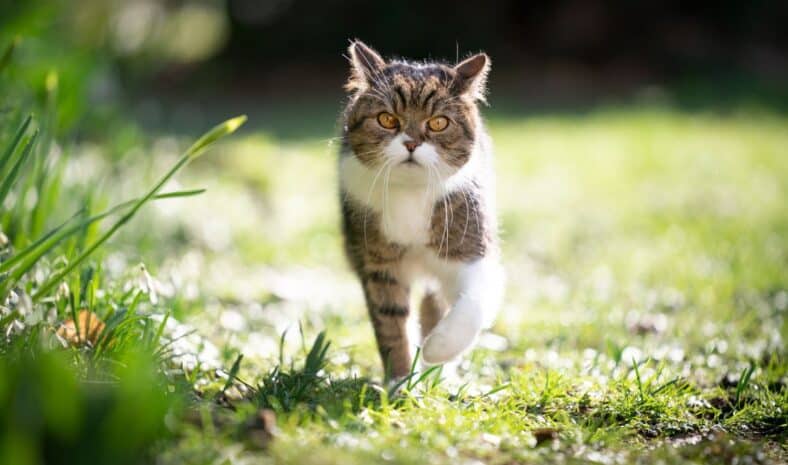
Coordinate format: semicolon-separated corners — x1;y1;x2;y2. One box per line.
405;347;423;390
0;189;206;299
0;187;205;273
218;354;243;397
408;365;442;391
0;36;20;74
69;291;80;345
151;312;170;348
735;362;755;406
153;329;198;360
481;382;511;398
185;115;246;158
0;207;86;269
0;130;37;205
31;116;245;300
303;331;329;376
632;357;645;402
28;148;65;240
387;348;424;395
0;114;32;173
278;328;289;367
650;377;680;396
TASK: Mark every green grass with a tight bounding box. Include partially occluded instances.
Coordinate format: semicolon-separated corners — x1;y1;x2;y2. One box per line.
1;45;786;463
0;52;247;462
130;107;785;464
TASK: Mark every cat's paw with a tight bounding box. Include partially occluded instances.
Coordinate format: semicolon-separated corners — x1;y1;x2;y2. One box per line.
422;330;466;364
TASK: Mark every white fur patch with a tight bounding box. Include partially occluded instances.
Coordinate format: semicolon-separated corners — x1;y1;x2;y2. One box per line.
340;155;433;245
340;136;467;246
421;255;504;364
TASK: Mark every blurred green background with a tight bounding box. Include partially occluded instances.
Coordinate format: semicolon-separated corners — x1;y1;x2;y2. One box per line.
0;1;786;464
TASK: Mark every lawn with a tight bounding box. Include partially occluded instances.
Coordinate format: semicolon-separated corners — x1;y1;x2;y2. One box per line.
2;83;787;464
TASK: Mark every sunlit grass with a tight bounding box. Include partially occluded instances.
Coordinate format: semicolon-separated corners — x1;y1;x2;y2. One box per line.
3;98;786;464
131;106;787;464
0;84;246;463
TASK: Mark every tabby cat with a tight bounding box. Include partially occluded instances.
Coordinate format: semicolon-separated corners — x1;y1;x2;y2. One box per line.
339;41;504;379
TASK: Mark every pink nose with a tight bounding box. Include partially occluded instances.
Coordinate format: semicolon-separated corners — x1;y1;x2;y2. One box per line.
403;140;421;152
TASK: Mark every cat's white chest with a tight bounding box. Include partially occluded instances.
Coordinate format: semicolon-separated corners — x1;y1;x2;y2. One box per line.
378;188;432;245
340;156;435;246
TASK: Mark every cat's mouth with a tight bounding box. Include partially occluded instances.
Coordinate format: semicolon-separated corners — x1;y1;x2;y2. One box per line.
402;155;420;166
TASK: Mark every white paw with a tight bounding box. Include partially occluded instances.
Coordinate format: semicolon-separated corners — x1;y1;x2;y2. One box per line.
422;330;469;364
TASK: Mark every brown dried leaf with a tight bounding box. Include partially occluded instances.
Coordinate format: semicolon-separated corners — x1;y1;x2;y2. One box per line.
56;310;106;346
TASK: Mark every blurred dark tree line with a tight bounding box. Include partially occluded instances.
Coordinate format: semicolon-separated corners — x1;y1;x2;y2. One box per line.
1;0;786;120
3;0;786;78
223;0;788;77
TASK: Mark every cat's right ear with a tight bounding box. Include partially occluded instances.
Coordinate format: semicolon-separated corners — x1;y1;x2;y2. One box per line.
452;53;490;103
346;40;385;92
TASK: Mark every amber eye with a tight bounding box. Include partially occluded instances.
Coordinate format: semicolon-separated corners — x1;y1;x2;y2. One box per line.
377;112;399;129
427;116;449;132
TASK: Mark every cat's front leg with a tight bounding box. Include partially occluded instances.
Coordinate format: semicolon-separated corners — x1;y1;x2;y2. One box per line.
361;268;413;380
422;255;503;364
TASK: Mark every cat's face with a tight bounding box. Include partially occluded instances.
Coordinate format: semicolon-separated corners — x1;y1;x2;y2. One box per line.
343;41;490;181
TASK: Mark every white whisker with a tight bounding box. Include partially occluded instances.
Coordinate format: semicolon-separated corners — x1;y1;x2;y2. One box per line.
362;156;394;251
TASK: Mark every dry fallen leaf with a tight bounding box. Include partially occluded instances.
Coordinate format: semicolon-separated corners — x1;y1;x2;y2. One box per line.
57;310;106;346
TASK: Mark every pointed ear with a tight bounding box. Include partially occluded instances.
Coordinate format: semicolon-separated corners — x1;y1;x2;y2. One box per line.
452;53;490;102
346;40;386;92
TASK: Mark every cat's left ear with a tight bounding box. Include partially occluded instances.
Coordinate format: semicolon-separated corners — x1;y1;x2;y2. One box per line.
452;53;490;102
346;40;386;92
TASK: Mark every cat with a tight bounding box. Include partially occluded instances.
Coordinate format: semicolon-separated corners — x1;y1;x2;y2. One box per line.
338;41;504;380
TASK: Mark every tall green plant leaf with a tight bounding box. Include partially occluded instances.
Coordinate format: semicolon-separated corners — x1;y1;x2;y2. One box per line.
0;114;32;174
30;116;246;300
0;130;38;206
0;37;19;74
0;189;205;299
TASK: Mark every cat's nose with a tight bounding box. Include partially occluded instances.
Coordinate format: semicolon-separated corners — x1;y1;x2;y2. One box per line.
403;140;421;152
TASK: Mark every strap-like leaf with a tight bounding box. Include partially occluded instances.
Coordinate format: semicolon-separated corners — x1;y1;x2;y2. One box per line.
0;130;38;206
31;116;244;299
0;36;20;74
0;114;32;174
0;189;208;301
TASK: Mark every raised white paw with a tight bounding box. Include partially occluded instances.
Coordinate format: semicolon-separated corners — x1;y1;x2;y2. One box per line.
422;330;468;364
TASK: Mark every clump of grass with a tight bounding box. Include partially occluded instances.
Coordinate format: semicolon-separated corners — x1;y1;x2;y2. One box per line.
0;113;246;302
0;339;181;465
387;346;444;397
0;39;248;464
735;362;756;406
257;330;332;412
255;330;385;419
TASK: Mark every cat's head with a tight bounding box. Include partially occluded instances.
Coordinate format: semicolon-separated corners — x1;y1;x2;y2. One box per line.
342;40;489;179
